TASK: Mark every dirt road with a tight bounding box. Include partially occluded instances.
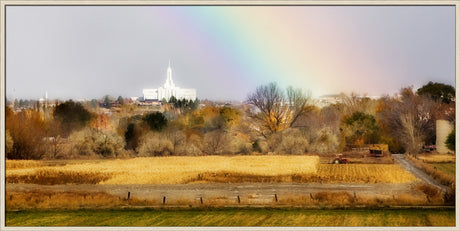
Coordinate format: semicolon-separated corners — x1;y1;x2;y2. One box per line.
392;154;450;191
7;181;418;204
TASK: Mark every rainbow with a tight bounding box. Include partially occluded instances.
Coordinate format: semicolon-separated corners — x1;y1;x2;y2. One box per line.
144;6;452;99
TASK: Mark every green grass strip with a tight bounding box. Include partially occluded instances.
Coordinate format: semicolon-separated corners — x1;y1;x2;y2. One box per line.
6;208;455;227
432;163;456;177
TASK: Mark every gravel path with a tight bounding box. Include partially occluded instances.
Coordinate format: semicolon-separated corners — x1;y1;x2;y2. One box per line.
392;154;450;192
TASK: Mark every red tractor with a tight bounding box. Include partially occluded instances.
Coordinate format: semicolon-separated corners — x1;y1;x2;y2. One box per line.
332;154;349;164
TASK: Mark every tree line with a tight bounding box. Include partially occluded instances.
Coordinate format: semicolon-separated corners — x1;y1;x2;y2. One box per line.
5;81;455;160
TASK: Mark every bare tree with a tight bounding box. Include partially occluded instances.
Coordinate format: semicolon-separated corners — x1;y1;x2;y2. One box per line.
46;136;64;159
164;124;186;155
204;130;230;155
247;82;311;137
286;86;312;127
337;92;377;116
377;87;436;154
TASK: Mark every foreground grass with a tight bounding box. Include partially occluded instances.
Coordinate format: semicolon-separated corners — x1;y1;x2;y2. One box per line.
6;208;455;226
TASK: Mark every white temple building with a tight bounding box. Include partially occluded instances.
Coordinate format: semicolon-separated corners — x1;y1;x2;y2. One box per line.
143;62;196;101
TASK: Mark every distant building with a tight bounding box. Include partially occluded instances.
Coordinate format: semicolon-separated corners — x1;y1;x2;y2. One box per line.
315;94;341;108
142;62;196;101
315;94;381;108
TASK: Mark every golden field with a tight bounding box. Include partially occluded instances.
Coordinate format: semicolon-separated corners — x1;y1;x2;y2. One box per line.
314;164;417;184
6;155;417;185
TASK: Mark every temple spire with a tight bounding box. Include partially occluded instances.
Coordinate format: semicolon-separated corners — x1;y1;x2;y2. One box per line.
165;60;174;88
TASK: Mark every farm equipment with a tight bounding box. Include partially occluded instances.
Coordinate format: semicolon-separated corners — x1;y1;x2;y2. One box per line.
369;144;388;157
332;154;349;164
423;145;436;153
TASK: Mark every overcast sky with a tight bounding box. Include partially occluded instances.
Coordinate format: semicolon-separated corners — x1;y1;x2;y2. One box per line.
6;6;455;101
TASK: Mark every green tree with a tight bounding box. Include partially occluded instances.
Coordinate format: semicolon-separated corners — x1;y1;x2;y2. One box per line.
191;98;200;110
103;95;113;109
117;96;124;105
168;96;178;105
142;112;168;131
445;129;455;152
53;100;94;137
417;81;455;104
341;111;380;147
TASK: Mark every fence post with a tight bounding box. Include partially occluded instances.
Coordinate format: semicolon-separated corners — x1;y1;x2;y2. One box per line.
163;196;166;204
310;193;313;200
275;194;278;202
237;195;240;204
200;197;203;204
127;192;130;200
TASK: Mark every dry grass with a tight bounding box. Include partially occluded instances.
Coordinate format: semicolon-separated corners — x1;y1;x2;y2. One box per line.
7;155;319;185
5;189;153;210
6;160;45;169
417;154;455;163
414;183;443;203
7;169;111;185
6;189;440;210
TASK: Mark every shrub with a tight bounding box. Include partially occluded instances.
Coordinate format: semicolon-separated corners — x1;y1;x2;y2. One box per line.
203;130;230;155
70;129;124;158
275;129;309;154
252;140;262;153
182;143;203;156
138;133;174;156
236;142;252;155
267;128;310;154
309;127;339;153
313;191;355;205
